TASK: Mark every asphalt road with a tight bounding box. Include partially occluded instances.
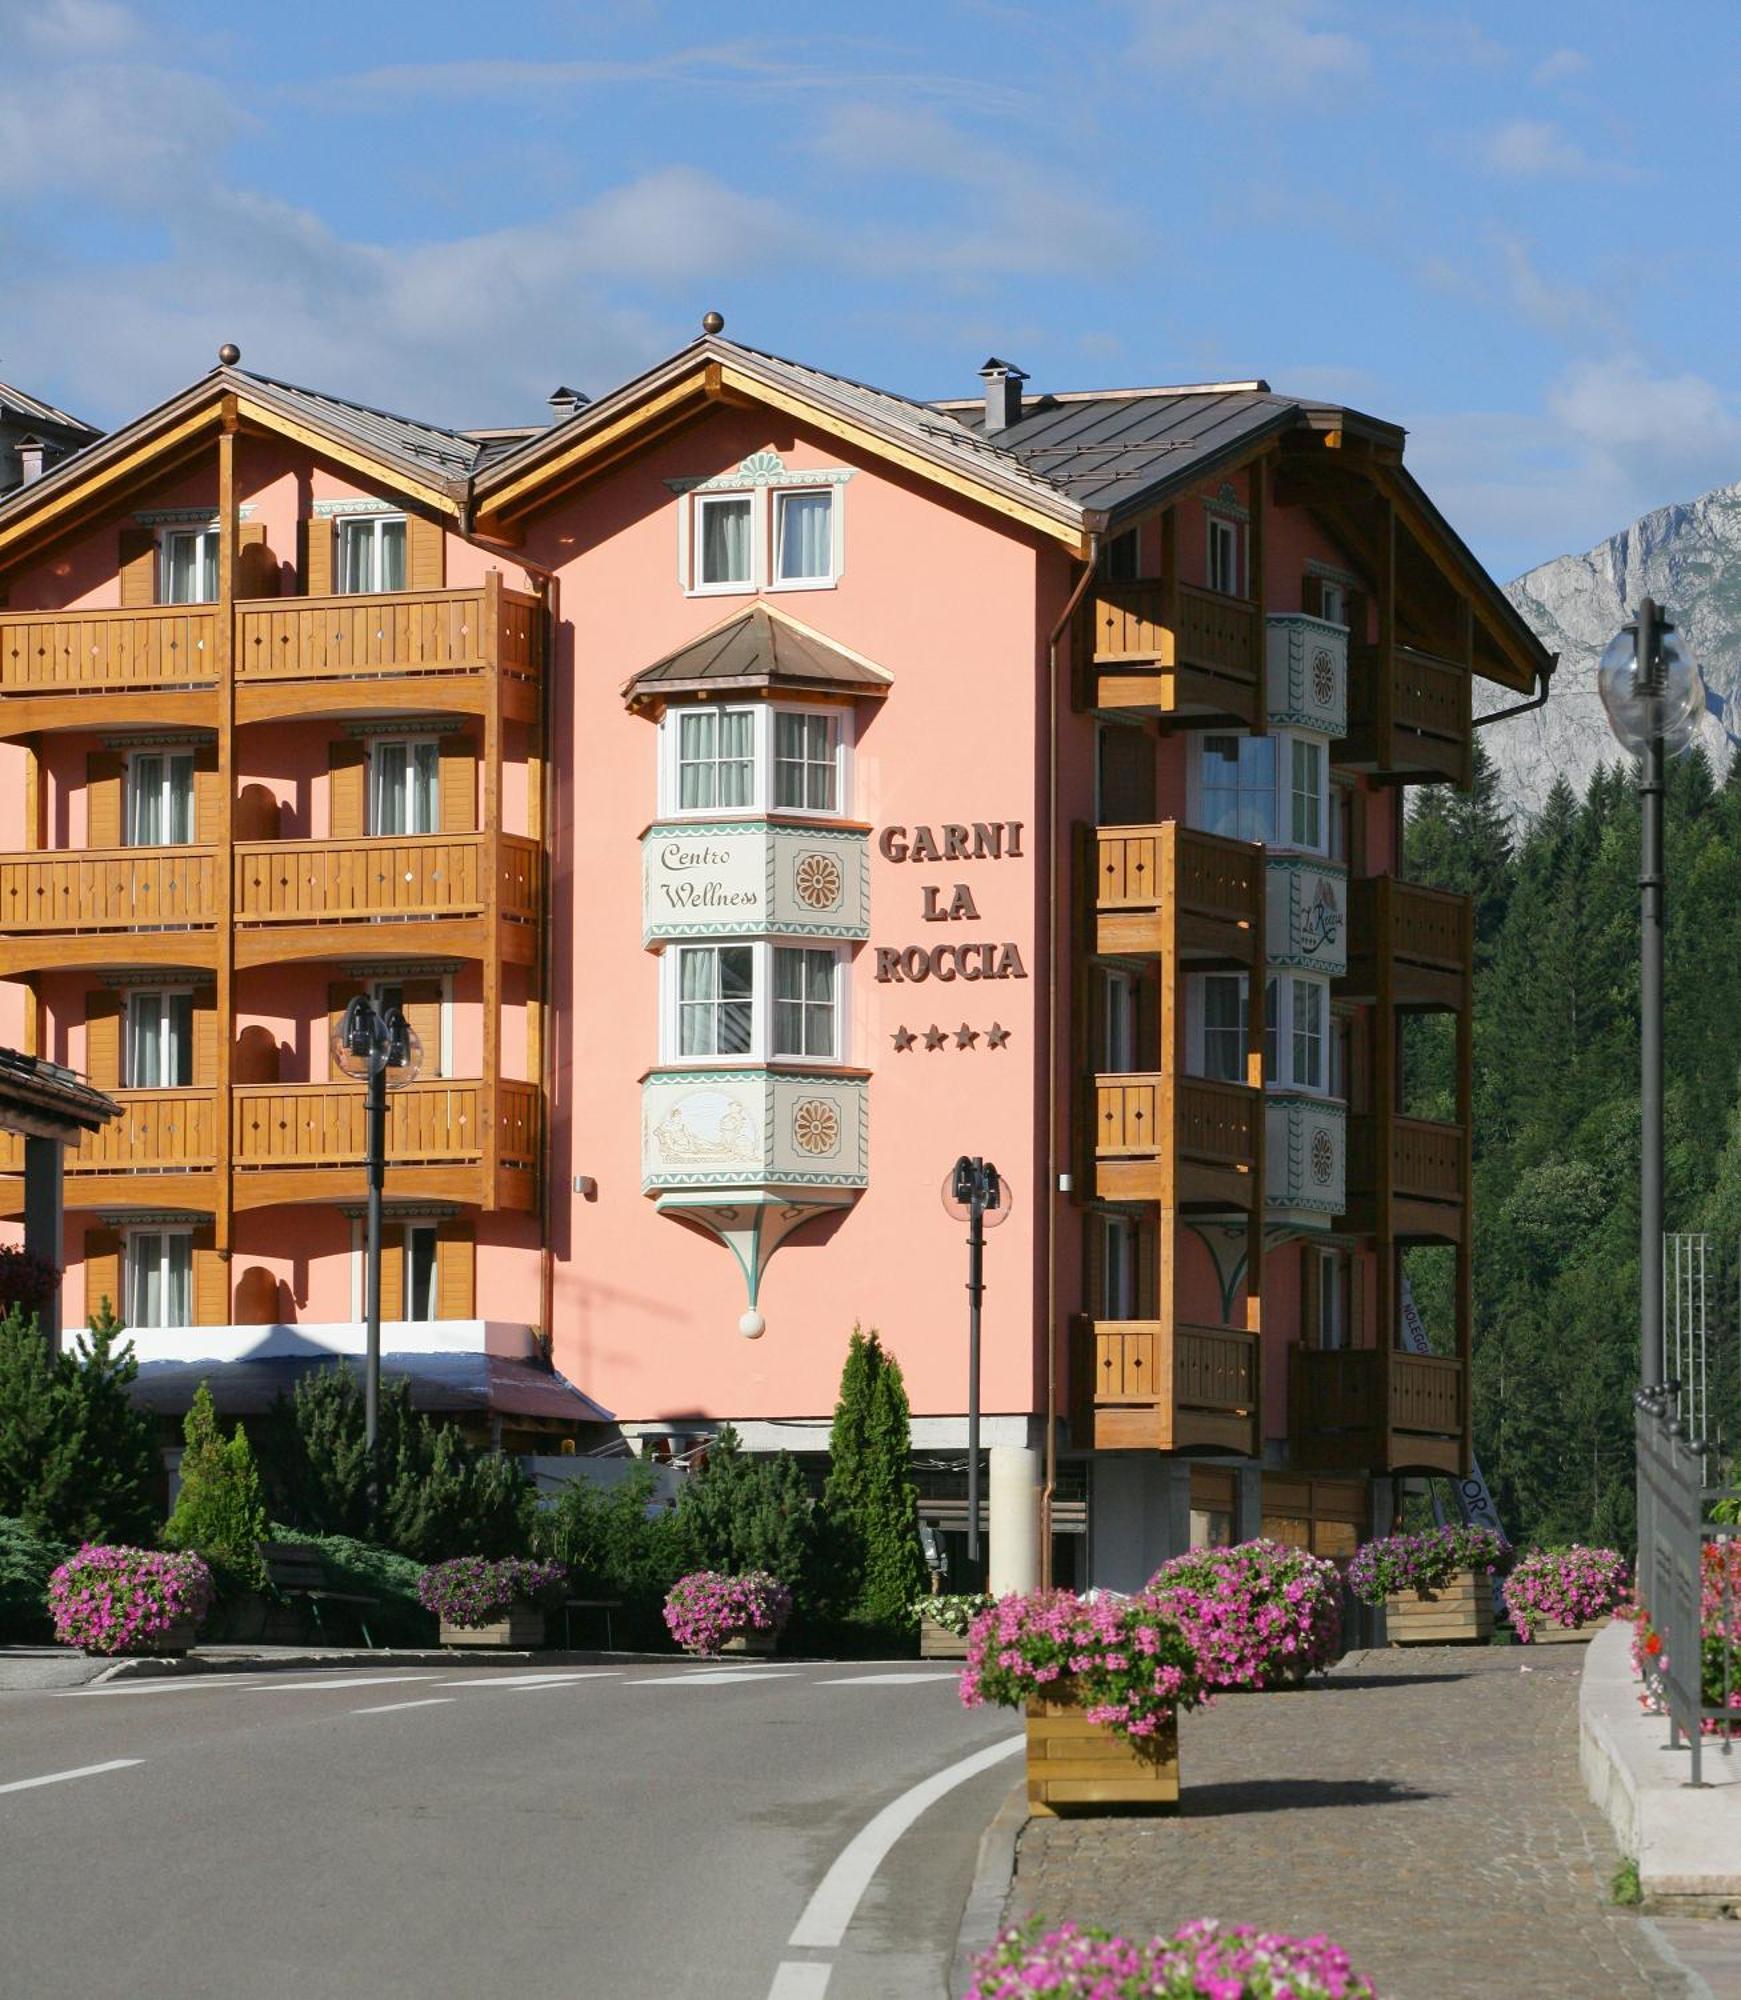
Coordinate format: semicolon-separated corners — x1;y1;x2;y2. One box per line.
0;1659;1020;2000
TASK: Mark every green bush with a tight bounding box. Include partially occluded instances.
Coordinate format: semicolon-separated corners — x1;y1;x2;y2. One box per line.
819;1326;926;1642
0;1515;69;1642
269;1527;433;1647
163;1384;269;1592
676;1425;818;1608
533;1460;687;1646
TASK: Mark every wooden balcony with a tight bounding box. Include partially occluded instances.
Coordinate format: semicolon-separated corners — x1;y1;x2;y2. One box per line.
1341;642;1471;787
1093;1072;1260;1212
1343;1113;1465;1241
1340;878;1472;1012
1070;1316;1259;1455
1289;1346;1466;1476
0;846;224;974
1088;823;1263;966
232;832;540;966
1082;580;1263;729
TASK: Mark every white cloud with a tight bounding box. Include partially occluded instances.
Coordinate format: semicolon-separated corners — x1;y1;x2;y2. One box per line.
0;62;242;201
1532;47;1590;87
1473;117;1625;180
15;0;141;53
1548;357;1741;467
1122;0;1368;98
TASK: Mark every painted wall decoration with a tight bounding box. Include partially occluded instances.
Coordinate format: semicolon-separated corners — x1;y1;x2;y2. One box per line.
1266;1093;1346;1222
1266;614;1348;738
1266;856;1347;976
641;1067;868;1193
641;821;869;944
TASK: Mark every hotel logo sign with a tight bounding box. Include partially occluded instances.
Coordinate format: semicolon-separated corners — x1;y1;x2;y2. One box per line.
872;820;1030;984
642;822;869;945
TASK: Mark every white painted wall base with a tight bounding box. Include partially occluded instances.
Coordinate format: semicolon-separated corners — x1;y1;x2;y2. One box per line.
988;1445;1040;1596
1088;1456;1191;1592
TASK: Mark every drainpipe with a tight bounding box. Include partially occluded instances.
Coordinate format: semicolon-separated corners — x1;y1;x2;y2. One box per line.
1041;532;1100;1589
459;511;561;1363
1472;655;1556;729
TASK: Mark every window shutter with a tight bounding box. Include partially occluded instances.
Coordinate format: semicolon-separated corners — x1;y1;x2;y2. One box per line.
85;988;121;1088
192;1223;228;1326
436;1219;474;1319
194;740;224;845
329;740;366;840
407;515;445;593
327;980;365;1070
236;522;279;599
118;528;157;608
302;516;333;597
86;749;123;849
192;988;218;1087
1301;1248;1322;1349
400;979;442;1080
439;736;477;834
380;1231;404;1322
84;1228;121;1325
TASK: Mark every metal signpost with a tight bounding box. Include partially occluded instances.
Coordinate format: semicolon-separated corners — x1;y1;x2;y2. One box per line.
951;1155;1002;1569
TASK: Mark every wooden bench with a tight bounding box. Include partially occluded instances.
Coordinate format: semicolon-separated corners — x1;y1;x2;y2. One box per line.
561;1596;623;1650
262;1541;381;1648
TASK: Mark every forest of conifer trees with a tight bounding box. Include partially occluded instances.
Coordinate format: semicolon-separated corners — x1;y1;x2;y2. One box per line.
1403;737;1741;1552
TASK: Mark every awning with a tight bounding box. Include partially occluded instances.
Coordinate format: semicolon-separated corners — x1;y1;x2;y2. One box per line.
622;604;893;707
129;1351;613;1425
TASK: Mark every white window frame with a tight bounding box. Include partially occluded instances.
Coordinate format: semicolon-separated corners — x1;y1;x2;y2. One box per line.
680;483;846;596
405;1223;438;1323
1186;971;1333;1096
660;940;847;1065
1190;730;1329;857
691;491;756;594
124;1227;193;1330
1290;737;1327;852
336;512;408;596
1318;580;1347;627
125;986;194;1090
160;526;218;605
1313;1246;1348;1350
124;747;197;849
659;702;851;819
1100;967;1138;1073
1206;514;1242;596
769;486;840;591
368;734;442;837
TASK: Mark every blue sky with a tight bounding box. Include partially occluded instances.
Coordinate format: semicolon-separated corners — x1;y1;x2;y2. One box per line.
4;0;1739;580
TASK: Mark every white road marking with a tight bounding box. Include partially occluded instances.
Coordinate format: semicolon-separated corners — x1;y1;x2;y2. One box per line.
436;1671;619;1689
813;1672;960;1686
350;1698;457;1715
785;1735;1023;1951
0;1758;144;1795
628;1669;797;1686
767;1963;831;1999
54;1673;368;1699
248;1675;441;1693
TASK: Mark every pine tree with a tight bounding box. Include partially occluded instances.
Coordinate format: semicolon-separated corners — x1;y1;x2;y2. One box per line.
163;1382;269;1590
819;1327;925;1634
0;1307;73;1535
676;1424;817;1597
46;1306;159;1547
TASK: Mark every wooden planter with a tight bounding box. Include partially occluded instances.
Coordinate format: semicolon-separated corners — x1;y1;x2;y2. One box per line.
718;1627;779;1656
91;1619;197;1659
1523;1615;1614;1646
1386;1569;1493;1645
919;1620;971;1660
1025;1694;1179;1816
441;1604;546;1649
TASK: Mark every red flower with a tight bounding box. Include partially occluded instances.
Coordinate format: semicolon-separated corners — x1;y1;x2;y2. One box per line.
1646;1633;1663;1655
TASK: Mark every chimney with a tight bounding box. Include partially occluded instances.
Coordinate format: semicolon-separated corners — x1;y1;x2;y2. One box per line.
16;436;46;487
546;385;589;423
978;357;1028;433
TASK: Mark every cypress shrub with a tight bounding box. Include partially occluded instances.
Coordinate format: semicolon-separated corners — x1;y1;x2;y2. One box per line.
676;1425;818;1607
162;1383;269;1592
819;1326;926;1640
0;1514;69;1642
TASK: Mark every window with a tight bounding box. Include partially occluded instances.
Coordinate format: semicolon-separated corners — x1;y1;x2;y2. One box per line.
126;751;195;847
1200;973;1247;1084
676;709;755;811
1292;977;1326;1092
370;737;440;836
1207;515;1241;596
405;1225;438;1323
126;1229;192;1329
695;493;753;590
1200;734;1277;845
773;490;834;585
773;947;836;1058
1098;1211;1141;1319
773;712;838;813
1318;580;1346;626
126;989;192;1088
1191;973;1329;1094
1101;528;1139;583
1291;738;1326;852
677;945;754;1057
337;515;406;594
162;528;217;605
1314;1248;1347;1351
1100;968;1137;1073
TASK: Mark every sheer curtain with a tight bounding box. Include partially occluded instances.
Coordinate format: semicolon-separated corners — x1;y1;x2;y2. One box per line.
371;741;439;834
126;754;194;847
700;497;752;585
679;947;754;1055
679;710;754;809
776;492;831;581
773;713;835;811
127;993;189;1088
773;947;833;1057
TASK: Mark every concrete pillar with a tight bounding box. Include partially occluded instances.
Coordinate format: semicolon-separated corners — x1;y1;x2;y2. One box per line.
1087;1457;1192;1592
1233;1465;1264;1544
1359;1475;1399;1649
988;1444;1040;1596
23;1135;62;1352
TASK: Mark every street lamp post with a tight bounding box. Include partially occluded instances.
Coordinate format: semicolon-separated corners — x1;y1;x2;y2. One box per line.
950;1155;1002;1570
1598;598;1705;1393
330;995;422;1526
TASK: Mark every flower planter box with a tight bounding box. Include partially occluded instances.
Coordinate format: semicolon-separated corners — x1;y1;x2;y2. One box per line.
1523;1616;1613;1646
440;1605;546;1649
1025;1694;1179;1816
1386;1569;1493;1646
718;1628;779;1656
919;1620;971;1660
89;1618;197;1659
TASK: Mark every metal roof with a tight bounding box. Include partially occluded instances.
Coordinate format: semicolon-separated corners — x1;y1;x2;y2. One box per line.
0;380;99;439
623;604;893;704
236;370;483;479
0;1046;119;1139
129;1350;613;1423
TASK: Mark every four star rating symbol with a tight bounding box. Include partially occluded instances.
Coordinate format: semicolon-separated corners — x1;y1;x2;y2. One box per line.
890;1022;1012;1052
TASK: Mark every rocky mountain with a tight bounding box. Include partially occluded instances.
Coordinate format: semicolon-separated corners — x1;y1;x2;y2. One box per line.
1481;481;1741;816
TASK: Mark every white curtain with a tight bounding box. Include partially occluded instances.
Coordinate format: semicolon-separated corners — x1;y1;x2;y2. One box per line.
340;517;407;594
773;947;833;1058
774;712;834;811
777;492;831;581
700;498;752;585
127;754;194;847
372;741;439;835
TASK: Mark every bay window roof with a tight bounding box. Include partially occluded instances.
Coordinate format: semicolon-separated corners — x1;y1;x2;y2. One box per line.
622;604;893;708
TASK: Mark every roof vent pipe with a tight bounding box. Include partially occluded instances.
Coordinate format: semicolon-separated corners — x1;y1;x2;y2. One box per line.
978;357;1028;433
16;437;46;487
546;385;589;423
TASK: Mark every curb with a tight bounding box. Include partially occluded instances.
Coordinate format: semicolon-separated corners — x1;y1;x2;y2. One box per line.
90;1646;691;1684
950;1776;1027;1996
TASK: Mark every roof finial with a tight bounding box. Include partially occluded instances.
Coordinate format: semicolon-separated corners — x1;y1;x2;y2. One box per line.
701;310;725;336
218;342;241;366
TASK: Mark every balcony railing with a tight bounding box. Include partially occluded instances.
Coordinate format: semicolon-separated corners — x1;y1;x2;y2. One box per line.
1342;642;1471;786
234;579;539;692
1090;822;1262;965
233;833;539;926
0;603;219;696
1345;1113;1464;1240
1070;1316;1259;1454
233;1077;538;1171
0;846;223;933
1093;1071;1260;1210
1290;1346;1465;1476
1341;878;1472;1010
1082;580;1262;727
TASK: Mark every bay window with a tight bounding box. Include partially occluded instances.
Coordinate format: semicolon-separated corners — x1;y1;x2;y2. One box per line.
126;989;193;1088
1291;739;1326;850
664;704;847;817
125;1229;192;1330
126;751;195;847
667;942;842;1062
370;736;440;836
678;709;756;811
773;712;838;812
1191;972;1331;1095
1197;731;1328;855
338;514;407;594
677;945;754;1056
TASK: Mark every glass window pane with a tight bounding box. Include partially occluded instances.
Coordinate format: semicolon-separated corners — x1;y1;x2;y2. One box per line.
168;992;193;1086
717;945;753;1054
717;710;754;809
699;497;752;585
372;742;407;835
198;534;218;605
1264;978;1278;1083
776;492;831;581
407;1226;437;1321
339;520;372;593
1201;974;1246;1083
411;742;440;833
1291;739;1323;850
167;754;195;846
378;519;406;593
128;995;161;1088
128;755;163;846
678;711;716;810
166;1235;191;1326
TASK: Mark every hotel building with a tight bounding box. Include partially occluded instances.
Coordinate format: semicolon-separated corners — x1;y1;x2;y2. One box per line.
0;329;1550;1585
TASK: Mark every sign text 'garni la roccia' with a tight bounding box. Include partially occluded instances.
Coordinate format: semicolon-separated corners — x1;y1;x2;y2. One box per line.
873;821;1028;983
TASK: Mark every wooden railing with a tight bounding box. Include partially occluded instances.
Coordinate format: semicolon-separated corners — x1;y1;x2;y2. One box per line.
1347;1114;1464;1205
1094;1074;1163;1158
1393;645;1468;744
1391;1351;1462;1436
1082;579;1260;686
233;833;538;925
1293;1348;1381;1434
1093;824;1261;930
235;581;539;689
1291;1346;1465;1468
1177;583;1259;685
1346;641;1471;780
0;846;223;932
1348;878;1469;976
1072;1317;1258;1454
1178;1077;1258;1167
1175;1322;1257;1412
67;1089;220;1173
0;604;219;695
233;1078;539;1169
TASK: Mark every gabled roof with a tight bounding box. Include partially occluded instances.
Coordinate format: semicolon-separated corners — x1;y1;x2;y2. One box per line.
622;603;894;707
233;370;485;479
0;379;100;441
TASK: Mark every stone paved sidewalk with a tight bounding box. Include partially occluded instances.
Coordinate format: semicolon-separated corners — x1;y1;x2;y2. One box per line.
1003;1644;1739;2000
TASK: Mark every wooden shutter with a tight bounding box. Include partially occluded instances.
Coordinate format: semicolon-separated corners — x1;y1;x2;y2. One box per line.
400;979;442;1080
407;514;445;593
327;980;365;1069
380;1231;404;1323
329;739;366;840
194;740;224;844
84;1228;121;1325
86;749;123;849
192;1223;228;1326
192;987;218;1086
439;736;477;833
302;516;333;597
118;528;157;608
235;522;279;599
85;988;121;1088
436;1219;474;1319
